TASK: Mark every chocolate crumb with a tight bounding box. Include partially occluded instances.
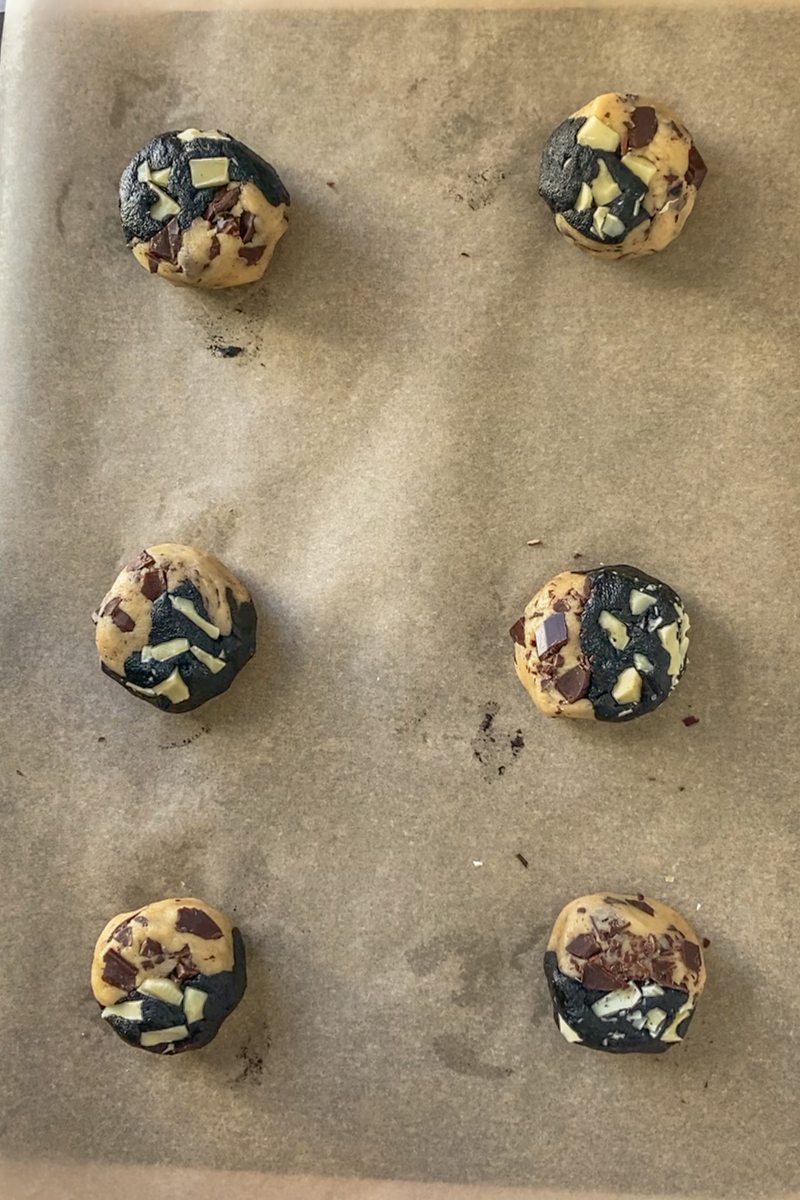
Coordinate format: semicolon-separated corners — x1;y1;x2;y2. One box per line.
15;768;24;776
128;551;156;571
211;343;244;359
702;937;710;949
573;552;583;560
460;251;471;257
682;715;700;727
326;180;336;188
515;852;528;868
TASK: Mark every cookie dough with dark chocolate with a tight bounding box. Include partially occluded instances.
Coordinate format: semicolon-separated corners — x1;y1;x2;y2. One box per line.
539;93;706;258
120;127;289;287
544;893;706;1053
93;543;256;712
91;897;246;1054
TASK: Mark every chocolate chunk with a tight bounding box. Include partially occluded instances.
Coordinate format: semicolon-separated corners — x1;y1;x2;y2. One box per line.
566;933;601;959
509;616;526;645
238;244;266;266
141;938;163;957
535;612;568;660
651;957;676;987
686;145;707;190
132;914;149;926
128;551;156;572
111;606;135;633
147;254;159;274
581;960;621;992
148;218;182;265
209;235;221;260
101;596;121;618
109;918;133;947
681;940;702;974
216;215;240;237
626;898;656;916
682;715;700;727
176;906;223;939
552;599;570;613
165;216;183;262
141;569;167;602
239;211;256;244
628;106;658;149
555;665;591;703
172;955;200;982
205;184;241;220
102;947;137;992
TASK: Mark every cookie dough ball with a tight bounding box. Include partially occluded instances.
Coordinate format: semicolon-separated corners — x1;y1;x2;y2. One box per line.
120;127;289;287
92;543;256;713
92;897;246;1054
544;893;706;1053
539;93;707;258
510;564;689;722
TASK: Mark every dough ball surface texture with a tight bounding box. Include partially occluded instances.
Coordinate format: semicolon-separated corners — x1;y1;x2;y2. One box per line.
510;564;689;722
120;128;289;287
539;93;706;258
91;897;246;1054
544;893;706;1053
93;543;256;713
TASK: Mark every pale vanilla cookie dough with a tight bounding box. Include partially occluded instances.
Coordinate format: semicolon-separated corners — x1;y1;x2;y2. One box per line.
92;544;256;713
544;893;706;1053
119;128;289;287
91;897;246;1054
510;564;689;722
539;93;707;258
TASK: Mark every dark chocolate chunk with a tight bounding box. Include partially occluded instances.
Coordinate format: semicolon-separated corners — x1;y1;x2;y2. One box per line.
682;715;700;727
147;255;159;274
172;955;200;982
102;948;138;992
165;216;183;262
626;898;656;917
555;665;591;703
101;596;121;618
109;918;133;947
149;218;182;265
128;551;156;571
209;235;221;260
141;570;168;602
176;906;224;939
681;940;702;974
132;914;149;926
238;244;266;266
686;144;707;190
509;616;526;645
566;933;601;959
216;215;240;237
205;185;241;220
651;957;677;987
628;106;658;149
140;939;163;957
239;211;256;244
111;606;135;633
535;612;568;660
581;960;621;992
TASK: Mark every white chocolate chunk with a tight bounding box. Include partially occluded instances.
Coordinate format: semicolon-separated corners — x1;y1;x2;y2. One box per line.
148;184;181;222
190;645;226;674
641;984;664;998
101;1001;144;1021
576;115;620;152
140;1024;190;1048
658;622;683;676
645;1007;668;1037
629;589;656;615
626;1009;646;1030
574;182;593;212
660;1000;694;1043
633;196;643;217
138;977;184;1006
126;667;190;705
599;610;630;650
602;213;626;238
141;638;190;663
621;153;658;185
189;157;231;188
591;160;621;206
150;167;172;188
634;653;654;674
169;595;220;639
592;205;609;239
612;667;642;705
592;984;641;1019
557;1014;583;1043
183;986;208;1024
177;128;229;142
647;614;663;632
137;162;151;183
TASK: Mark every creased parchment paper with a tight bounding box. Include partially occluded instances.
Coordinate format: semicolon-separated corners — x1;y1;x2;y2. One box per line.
0;2;798;1198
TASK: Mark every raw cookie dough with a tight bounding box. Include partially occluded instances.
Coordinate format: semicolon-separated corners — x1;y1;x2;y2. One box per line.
510;564;689;722
119;128;289;287
539;93;707;258
93;543;256;713
544;893;706;1053
91;897;246;1054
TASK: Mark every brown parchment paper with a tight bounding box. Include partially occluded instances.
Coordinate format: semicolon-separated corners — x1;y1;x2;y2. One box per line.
0;2;799;1198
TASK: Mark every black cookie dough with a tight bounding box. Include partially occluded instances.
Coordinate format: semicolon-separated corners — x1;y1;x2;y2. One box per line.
93;543;257;713
120;127;289;286
539;92;706;258
544;893;706;1053
91;897;247;1055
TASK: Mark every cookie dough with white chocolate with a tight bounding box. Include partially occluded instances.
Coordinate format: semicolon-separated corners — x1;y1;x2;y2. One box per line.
539;93;707;257
91;897;246;1054
510;564;689;721
93;543;256;712
119;128;289;287
544;893;706;1053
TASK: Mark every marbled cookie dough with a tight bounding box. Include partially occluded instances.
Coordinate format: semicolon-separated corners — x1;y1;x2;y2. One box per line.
539;93;707;258
120;128;289;287
510;564;689;722
93;543;256;712
544;893;706;1053
92;897;246;1054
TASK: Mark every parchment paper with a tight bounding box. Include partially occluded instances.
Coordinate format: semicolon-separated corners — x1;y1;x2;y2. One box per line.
1;2;798;1198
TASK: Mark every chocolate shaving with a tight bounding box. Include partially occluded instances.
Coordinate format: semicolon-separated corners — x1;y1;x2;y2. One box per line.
651;957;676;987
681;940;702;974
101;948;137;992
101;596;121;617
509;616;526;645
686;144;708;190
239;211;256;244
555;665;591;704
140;939;163;957
209;235;221;260
238;244;266;266
176;906;223;939
628;105;658;149
205;184;241;220
515;852;528;868
216;215;240;237
128;551;156;571
626;897;656;916
581;960;621;992
566;933;601;959
141;569;168;602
